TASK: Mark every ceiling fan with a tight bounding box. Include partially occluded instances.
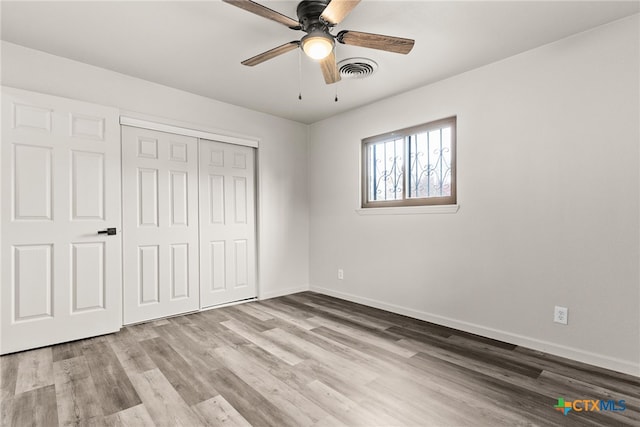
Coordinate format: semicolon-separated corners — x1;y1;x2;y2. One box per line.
222;0;415;84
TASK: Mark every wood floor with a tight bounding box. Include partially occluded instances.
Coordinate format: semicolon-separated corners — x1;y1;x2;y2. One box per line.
1;292;639;427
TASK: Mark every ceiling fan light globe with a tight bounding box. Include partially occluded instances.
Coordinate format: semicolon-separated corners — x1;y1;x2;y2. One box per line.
302;35;334;60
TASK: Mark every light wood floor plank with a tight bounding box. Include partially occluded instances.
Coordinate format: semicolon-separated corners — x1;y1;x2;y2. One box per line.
309;325;415;371
14;347;54;394
138;337;217;406
106;329;156;375
262;327;379;385
103;404;155;427
232;342;313;392
303;301;393;331
222;306;276;332
261;298;318;320
221;319;304;366
311;414;349;427
214;345;329;426
252;301;317;330
208;367;299;427
125;322;159;342
363;377;469;426
401;337;542;380
7;384;58;426
304;379;387;427
51;341;84;363
128;369;203;427
309;316;416;358
187;313;252;348
0;352;19;401
192;395;252;427
82;341;142;416
53;356;104;425
152;323;224;374
234;302;274;322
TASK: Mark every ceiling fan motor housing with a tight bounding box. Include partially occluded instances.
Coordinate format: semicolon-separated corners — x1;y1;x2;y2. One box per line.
297;0;332;33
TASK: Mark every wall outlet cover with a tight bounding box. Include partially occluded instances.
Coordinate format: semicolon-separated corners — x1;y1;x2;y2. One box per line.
554;306;568;325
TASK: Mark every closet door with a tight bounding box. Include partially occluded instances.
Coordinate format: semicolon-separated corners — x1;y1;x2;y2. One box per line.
199;139;257;308
122;126;199;324
1;87;122;354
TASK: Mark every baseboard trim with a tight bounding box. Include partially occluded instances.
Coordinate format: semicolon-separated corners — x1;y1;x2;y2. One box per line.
259;285;310;301
309;285;639;377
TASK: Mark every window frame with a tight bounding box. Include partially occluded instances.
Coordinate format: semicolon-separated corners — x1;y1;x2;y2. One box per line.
361;116;457;208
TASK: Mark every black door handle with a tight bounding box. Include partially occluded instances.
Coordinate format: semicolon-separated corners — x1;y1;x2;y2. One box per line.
97;227;117;235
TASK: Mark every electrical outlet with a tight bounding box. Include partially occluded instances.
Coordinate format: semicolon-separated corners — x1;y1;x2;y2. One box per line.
554;306;568;325
337;269;344;280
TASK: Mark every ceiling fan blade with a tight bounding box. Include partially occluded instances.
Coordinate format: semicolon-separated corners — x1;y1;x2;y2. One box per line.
320;0;361;26
223;0;300;29
337;30;415;54
319;51;341;84
241;41;300;67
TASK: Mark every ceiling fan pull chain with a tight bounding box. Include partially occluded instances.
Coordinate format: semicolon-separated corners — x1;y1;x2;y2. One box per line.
335;82;339;102
298;49;303;100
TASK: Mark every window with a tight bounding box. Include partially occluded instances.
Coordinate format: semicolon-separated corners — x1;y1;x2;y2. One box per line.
361;116;456;208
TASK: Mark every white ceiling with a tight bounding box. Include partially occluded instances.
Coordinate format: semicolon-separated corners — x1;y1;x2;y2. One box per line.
2;1;638;124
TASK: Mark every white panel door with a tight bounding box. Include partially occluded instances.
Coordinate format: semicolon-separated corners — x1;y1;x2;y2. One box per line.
1;87;121;354
200;140;256;308
122;126;199;324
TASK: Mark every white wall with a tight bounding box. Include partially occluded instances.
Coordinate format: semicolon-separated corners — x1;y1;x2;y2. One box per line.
1;41;310;300
308;15;640;375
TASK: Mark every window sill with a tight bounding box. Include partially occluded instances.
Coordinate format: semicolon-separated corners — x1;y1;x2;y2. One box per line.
356;204;460;215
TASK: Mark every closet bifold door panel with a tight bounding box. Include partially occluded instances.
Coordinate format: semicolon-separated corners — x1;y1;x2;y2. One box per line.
199;139;257;308
1;87;122;354
122;126;199;324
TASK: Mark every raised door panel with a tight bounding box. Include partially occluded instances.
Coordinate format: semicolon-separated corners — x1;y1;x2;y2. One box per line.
169;141;187;162
209;149;224;167
138;137;158;159
13;244;53;321
71;242;105;313
233;177;247;224
170;244;189;300
138;169;159;227
209;241;226;292
138;245;160;305
13;144;52;221
71;151;105;220
233;240;248;288
170;171;188;226
13;103;52;132
209;175;225;224
70;114;105;140
232;152;247;170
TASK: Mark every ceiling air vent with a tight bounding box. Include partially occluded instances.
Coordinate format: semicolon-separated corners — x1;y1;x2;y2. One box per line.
338;58;378;79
